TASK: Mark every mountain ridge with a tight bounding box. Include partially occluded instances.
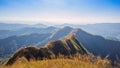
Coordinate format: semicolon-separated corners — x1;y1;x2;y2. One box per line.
5;34;89;65
37;26;120;62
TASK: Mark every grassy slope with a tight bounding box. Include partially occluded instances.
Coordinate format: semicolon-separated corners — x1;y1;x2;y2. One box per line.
1;55;112;68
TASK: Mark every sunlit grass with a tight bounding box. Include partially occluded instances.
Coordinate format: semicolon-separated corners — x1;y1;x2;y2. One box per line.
1;54;113;68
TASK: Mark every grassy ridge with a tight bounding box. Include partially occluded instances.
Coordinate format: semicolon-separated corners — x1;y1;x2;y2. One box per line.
1;55;113;68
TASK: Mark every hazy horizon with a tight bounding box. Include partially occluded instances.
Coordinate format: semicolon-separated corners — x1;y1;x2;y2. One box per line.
0;21;120;25
0;0;120;25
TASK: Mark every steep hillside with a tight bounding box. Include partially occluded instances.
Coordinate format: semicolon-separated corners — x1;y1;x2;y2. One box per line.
49;26;72;40
0;26;56;58
73;29;120;61
4;34;89;65
36;26;120;62
35;26;72;46
0;33;51;58
46;34;89;56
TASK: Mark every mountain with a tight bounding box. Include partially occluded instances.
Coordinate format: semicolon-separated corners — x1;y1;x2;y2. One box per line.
36;26;120;62
0;23;53;39
55;23;120;40
33;23;48;28
0;23;28;30
16;26;56;35
0;23;48;30
0;30;14;39
79;23;120;40
0;26;56;58
5;34;89;65
0;26;56;39
49;26;72;40
0;26;120;62
74;29;120;61
34;26;72;46
0;33;51;58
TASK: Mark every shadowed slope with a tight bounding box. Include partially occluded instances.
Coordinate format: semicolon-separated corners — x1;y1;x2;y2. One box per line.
35;26;73;46
74;29;120;61
5;34;89;65
47;26;120;62
4;46;39;65
46;34;89;56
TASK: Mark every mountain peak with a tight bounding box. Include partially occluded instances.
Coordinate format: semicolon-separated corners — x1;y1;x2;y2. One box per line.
62;26;73;30
48;26;73;40
65;34;75;39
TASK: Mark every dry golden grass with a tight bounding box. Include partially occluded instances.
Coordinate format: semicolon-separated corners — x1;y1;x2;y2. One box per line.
0;54;113;68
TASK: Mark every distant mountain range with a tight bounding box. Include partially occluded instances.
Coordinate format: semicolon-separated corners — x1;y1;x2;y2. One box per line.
55;23;120;41
1;23;120;40
0;23;56;39
79;23;120;41
0;23;120;63
0;23;48;30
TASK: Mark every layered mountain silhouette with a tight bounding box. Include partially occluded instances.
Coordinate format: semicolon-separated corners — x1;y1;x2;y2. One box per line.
0;26;56;39
0;23;48;30
0;26;120;62
5;34;89;65
79;23;120;40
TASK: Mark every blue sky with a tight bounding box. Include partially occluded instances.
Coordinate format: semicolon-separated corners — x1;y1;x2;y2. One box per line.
0;0;120;24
